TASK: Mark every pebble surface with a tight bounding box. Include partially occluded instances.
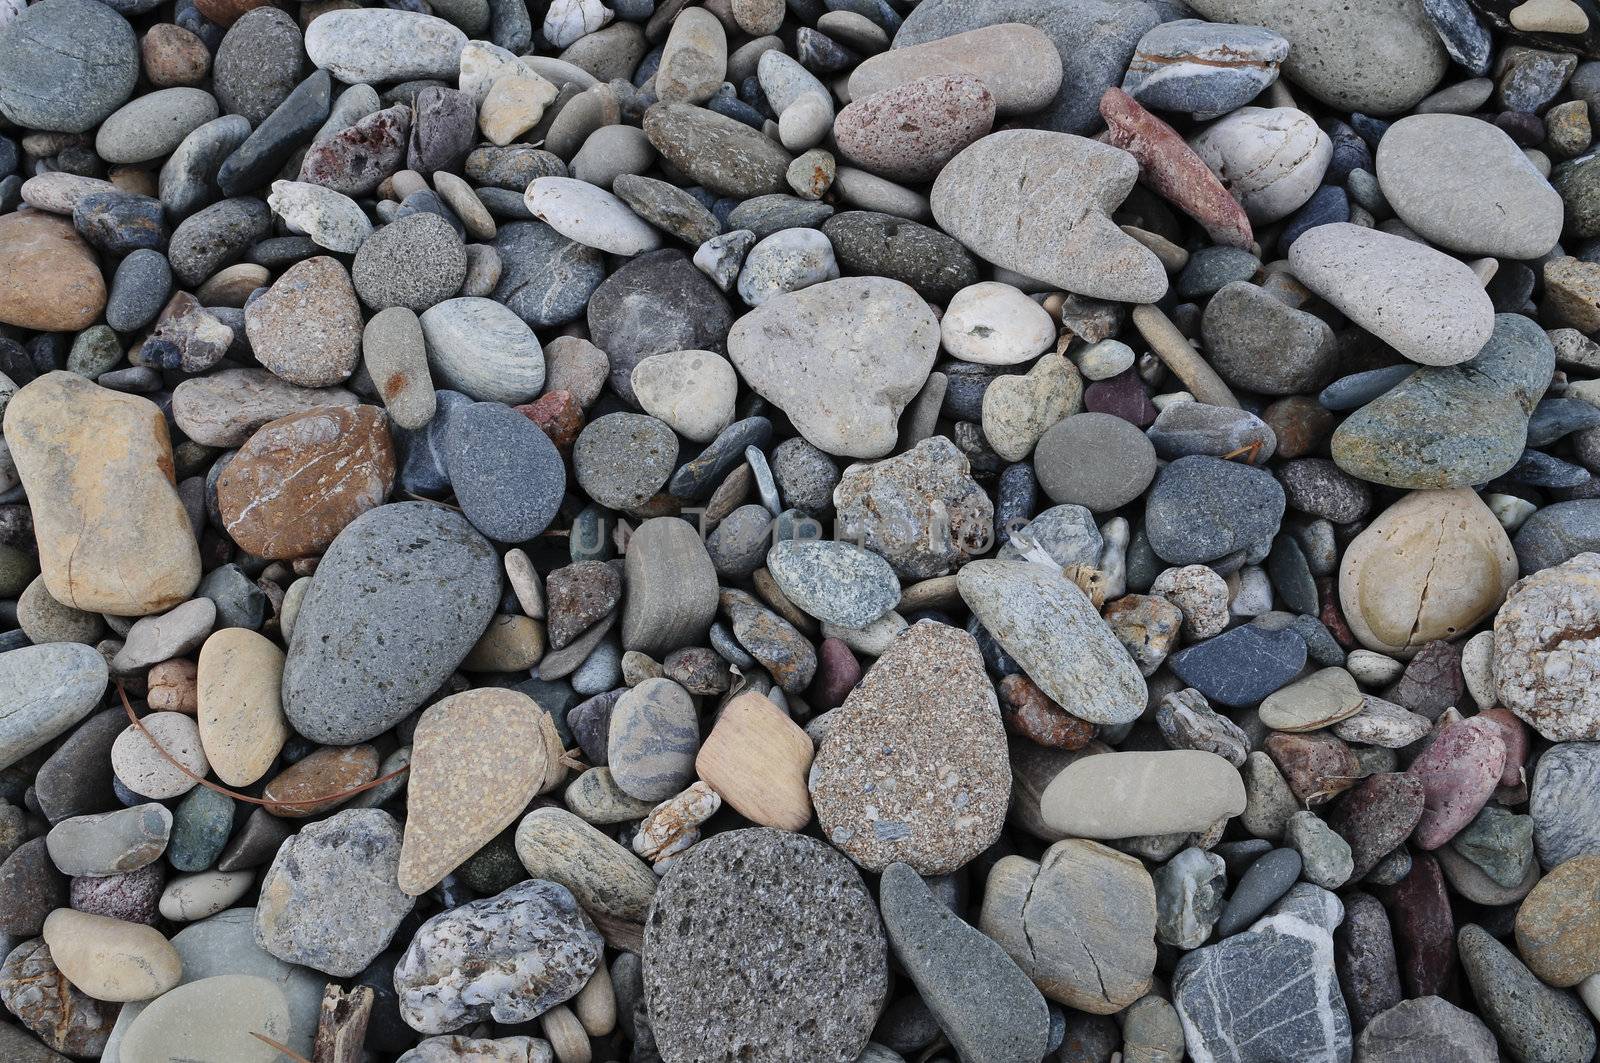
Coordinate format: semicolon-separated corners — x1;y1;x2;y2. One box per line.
0;3;1596;1061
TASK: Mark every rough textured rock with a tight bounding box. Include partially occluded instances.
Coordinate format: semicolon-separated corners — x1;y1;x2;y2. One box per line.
1493;552;1600;741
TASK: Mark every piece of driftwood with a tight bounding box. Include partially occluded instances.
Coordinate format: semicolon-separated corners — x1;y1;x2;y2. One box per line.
313;984;374;1063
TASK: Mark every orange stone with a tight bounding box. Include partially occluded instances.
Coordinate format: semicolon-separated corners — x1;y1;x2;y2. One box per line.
262;744;379;818
216;405;396;560
0;213;106;332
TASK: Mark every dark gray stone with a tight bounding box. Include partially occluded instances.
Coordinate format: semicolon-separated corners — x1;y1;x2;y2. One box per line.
1144;455;1286;566
167;197;273;287
588;249;734;405
491;221;606;329
1458;924;1596;1063
1168;620;1308;708
213;7;303;125
105;249;173;334
352;211;468;313
1514;499;1600;573
0;0;138;134
444;402;566;542
1215;847;1302;937
216;70;332;197
1201;282;1337;396
668;417;773;500
822;211;979;304
160;115;254;220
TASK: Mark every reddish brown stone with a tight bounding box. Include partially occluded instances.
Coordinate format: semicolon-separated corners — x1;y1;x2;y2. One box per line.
262;744;380;818
1317;576;1357;648
216;405;396;560
1264;731;1358;807
1476;707;1529;788
1328;772;1426;880
1099;87;1253;250
998;673;1096;750
811;637;862;710
298;105;413;197
141;24;211;87
192;0;274;26
0;213;106;332
1383;640;1464;721
1261;396;1336;460
517;390;584;452
1381;851;1458;1002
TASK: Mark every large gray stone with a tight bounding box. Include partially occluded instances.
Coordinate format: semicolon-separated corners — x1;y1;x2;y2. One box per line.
0;0;138;134
0;644;107;772
283;502;500;744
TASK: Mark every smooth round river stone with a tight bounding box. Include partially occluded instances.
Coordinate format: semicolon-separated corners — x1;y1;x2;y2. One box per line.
642;101;792;198
1289;223;1494;367
727;276;937;459
643;828;888;1063
244;256;363;386
42;909;181;1002
5;372;200;615
283;502;499;744
514;806;658;926
1143;455;1285;566
766;540;899;629
121;974;292;1063
622;516;719;657
810;622;1009;874
420;297;545;404
931;130;1167;303
0;213;106;332
196;627;287;788
850;23;1063;117
1376;114;1563;260
607;677;699;802
1339;489;1516;656
958;559;1146;725
0;643;107;771
1189;105;1330;223
444;401;566;541
834;74;996;183
305;9;466;83
1041;750;1245;838
0;0;138;134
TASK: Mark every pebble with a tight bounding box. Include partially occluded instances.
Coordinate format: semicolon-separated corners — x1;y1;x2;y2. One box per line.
1169;619;1308;708
1041;749;1244;838
306;10;466;83
630;349;736;443
1201;281;1336;394
244;255;364;386
879;861;1049;1063
46;803;172;877
736;227;839;306
267;180;371;253
1144;455;1285;566
1357;996;1498;1063
0;0;138;135
283;502;499;744
1459;923;1597;1063
811;622;1008;873
931;130;1167;303
728;276;936;458
446;400;566;541
0;937;119;1056
42;908;181;1002
513;806;657;927
643;102;792;198
1123;19;1288;118
0;643;107;771
393;879;603;1034
1190;106;1331;223
1532;742;1600;869
353;211;468;313
1034;412;1156;512
420;296;545;404
1289;222;1495;367
941;282;1056;366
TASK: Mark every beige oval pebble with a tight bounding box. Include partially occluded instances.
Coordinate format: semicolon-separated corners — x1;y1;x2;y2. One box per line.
398;688;552;895
120;974;290;1063
1258;667;1364;732
111;712;208;800
1338;488;1516;657
1040;750;1245;838
42;908;182;1002
197;627;288;787
158;870;256;922
514;805;658;924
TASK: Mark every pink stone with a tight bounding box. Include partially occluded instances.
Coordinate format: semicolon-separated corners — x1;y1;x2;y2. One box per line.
812;637;862;710
834;74;995;183
1083;368;1157;427
1099;88;1254;251
1407;716;1506;849
1475;707;1529;788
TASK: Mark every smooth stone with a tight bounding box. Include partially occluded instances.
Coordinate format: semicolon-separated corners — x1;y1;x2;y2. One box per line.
630;349;737;443
736;227;840;307
1040;750;1244;838
244;256;364;386
588;248;733;405
1153;846;1228;949
166;786;234;873
400;689;551;895
120;974;291;1063
834;74;995;183
1339;489;1515;656
959;559;1145;724
217;406;395;560
0;644;107;771
1515;853;1600;986
305;9;466;83
1143;455;1285;566
34;710;123;825
573;412;677;511
1168;621;1308;708
490;221;604;328
1175;884;1352;1061
6;373;198;615
1532;742;1600;869
1123;18;1288;118
1147;401;1276;462
656;7;725;103
525;176;662;256
0;838;68;937
0;0;138;134
930;130;1167;303
172;370;357;450
941;282;1055;366
613;173;720;244
392;879;602;1035
42;909;181;1002
419;297;544;404
266;181;371;253
643;829;888;1063
1189;106;1331;223
811;622;1008;873
1259;667;1364;731
283;502;499;744
1376;113;1563;259
1515;500;1600;573
46;804;172;877
255;808;413;977
1331;314;1554;489
850;23;1062;116
1216;847;1303;937
215;71;333;198
607;678;699;802
1185;0;1447;114
299;104;411;197
159;117;253;220
728;276;936;459
621;517;718;657
158;870;255;922
1458;923;1597;1063
766;540;898;629
892;0;1157;136
1201;281;1337;395
981;839;1157;1013
105;250;173;334
514;806;656;928
352;212;468;313
642;102;792;198
444;401;566;541
1356;997;1497;1063
96;88;218;165
1288;223;1494;367
111;712;207;800
1034;412;1156;512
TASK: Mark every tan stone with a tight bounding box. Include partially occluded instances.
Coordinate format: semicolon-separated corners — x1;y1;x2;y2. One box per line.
262;744;378;817
42;909;182;1002
216;405;395;560
980;839;1156;1013
1040;750;1245;838
1258;667;1364;732
1515;853;1600;986
0;213;106;331
197;627;287;787
480;74;561;146
514;806;658;925
4;372;200;615
461;614;546;671
242;256;363;387
1339;488;1516;657
695;691;813;831
398;689;552;896
120;975;290;1063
